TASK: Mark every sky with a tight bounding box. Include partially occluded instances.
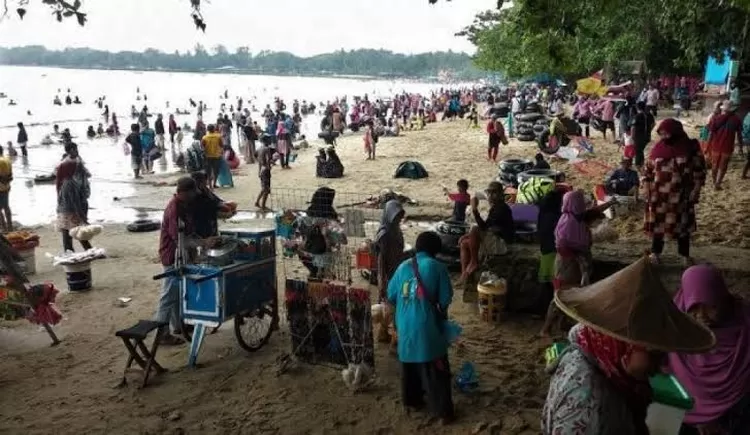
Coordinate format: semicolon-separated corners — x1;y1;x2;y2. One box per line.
0;0;497;56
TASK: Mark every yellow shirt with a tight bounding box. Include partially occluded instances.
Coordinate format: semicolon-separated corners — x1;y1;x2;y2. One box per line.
201;133;223;158
0;157;12;192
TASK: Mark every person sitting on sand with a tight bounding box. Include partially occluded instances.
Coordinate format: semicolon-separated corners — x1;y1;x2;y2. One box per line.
669;264;750;435
543;257;715;434
96;123;105;136
534;153;551;170
605;157;639;198
458;182;515;280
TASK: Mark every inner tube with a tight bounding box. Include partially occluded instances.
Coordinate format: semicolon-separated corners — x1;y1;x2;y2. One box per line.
498;158;533;176
34;174;56;184
516;113;543;123
516;133;536;142
318;131;340;140
126;219;161;233
517;169;564;184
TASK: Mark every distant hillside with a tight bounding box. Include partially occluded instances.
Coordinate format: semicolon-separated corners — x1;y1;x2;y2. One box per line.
0;45;483;80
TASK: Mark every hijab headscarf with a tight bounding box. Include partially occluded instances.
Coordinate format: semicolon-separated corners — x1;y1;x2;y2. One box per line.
554;190;590;252
575;326;653;424
669;265;750;425
307;187;337;220
650;118;692;160
373;200;404;246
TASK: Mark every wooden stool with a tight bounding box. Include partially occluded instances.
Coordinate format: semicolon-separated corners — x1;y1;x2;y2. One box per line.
115;320;168;388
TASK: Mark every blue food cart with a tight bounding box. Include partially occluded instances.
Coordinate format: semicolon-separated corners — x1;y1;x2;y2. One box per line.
155;227;278;367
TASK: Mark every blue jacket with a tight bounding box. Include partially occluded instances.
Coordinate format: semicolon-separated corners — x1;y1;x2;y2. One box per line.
387;252;453;363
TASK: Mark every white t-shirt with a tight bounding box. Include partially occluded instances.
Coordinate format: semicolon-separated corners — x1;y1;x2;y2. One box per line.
511;98;521;114
646;89;659;106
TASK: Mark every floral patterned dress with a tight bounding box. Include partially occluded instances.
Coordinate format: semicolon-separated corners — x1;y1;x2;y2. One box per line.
542;325;641;435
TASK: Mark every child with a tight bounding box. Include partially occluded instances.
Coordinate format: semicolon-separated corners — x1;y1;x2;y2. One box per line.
6;141;17;158
364;122;376;160
443;179;470;223
296;134;309;149
255;163;271;210
175;127;184;148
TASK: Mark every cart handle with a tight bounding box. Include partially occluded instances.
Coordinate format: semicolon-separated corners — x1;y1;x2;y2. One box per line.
152;269;180;280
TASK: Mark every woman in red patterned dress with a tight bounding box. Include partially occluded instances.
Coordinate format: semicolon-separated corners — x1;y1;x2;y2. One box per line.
642;118;706;266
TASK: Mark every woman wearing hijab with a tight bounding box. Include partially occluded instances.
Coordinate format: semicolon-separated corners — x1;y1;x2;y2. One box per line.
543;257;716;434
374;200;405;301
458;182;514;280
56;143;92;252
643;119;706;266
216;146;235;188
387;231;455;425
539;190;613;337
670;265;750;434
306;187;337;220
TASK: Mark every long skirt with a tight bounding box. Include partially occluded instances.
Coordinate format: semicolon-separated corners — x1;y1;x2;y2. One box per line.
217;157;234;187
401;355;455;420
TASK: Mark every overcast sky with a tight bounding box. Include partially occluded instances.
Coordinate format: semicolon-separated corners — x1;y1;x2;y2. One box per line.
0;0;496;55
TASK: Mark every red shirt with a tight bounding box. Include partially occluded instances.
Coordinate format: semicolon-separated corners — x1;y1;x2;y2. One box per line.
709;113;742;154
159;196;193;266
486;121;496;135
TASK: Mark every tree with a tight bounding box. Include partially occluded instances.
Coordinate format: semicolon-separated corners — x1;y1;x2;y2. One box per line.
460;0;750;78
1;0;204;29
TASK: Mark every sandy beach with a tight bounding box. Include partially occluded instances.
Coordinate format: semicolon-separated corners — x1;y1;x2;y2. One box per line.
2;116;750;435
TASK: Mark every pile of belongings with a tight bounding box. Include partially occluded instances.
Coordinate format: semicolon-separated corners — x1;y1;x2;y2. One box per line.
5;231;40;251
49;247;107;266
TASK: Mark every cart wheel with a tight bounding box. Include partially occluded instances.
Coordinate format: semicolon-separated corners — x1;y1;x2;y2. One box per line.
234;302;274;352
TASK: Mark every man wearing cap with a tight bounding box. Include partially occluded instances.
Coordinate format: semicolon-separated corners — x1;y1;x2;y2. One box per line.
707;102;742;189
156;176;201;345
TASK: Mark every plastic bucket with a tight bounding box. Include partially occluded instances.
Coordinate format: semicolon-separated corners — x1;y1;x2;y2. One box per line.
17;248;36;275
63;262;92;292
477;281;507;323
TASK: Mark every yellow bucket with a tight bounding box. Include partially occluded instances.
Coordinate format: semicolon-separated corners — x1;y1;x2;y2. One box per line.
477;280;507;323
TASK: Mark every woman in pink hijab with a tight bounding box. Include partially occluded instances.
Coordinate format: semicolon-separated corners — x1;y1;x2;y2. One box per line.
670;264;750;434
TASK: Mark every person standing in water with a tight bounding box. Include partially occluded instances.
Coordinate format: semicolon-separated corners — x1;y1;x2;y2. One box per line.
155;114;166;150
125;124;143;179
168;114;177;146
17;122;28;157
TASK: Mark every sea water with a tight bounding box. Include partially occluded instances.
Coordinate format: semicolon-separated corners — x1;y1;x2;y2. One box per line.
0;65;443;225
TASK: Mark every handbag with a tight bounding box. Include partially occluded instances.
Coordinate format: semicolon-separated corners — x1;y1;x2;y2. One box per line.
410;256;446;324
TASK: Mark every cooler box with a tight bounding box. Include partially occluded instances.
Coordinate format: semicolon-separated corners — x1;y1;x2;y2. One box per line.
646;374;694;435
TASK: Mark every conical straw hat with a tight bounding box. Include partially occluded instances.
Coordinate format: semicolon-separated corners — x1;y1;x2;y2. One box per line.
554;256;716;353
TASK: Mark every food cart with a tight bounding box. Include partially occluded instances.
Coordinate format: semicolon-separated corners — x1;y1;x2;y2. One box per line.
154;227;278;367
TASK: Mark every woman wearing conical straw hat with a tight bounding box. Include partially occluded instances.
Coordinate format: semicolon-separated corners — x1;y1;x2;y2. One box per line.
542;256;716;434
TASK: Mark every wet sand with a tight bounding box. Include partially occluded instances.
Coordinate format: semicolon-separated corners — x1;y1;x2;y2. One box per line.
2;116;750;435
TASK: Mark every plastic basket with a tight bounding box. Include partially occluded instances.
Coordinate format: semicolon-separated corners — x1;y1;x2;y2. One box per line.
355;249;376;270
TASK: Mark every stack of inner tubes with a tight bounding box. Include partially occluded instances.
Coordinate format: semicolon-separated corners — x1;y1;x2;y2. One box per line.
433;221;470;266
514;103;546;142
496;158;533;187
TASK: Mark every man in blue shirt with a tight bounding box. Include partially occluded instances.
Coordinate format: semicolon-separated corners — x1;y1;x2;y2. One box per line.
387;231;455;424
605;157;640;199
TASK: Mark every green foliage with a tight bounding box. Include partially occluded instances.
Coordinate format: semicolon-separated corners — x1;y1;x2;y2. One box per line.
0;45;483;79
461;0;750;78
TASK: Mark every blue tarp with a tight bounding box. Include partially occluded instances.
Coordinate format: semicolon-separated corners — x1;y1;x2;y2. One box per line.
705;52;731;85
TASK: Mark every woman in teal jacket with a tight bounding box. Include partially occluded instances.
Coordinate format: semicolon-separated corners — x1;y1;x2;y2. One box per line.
387;231;455;424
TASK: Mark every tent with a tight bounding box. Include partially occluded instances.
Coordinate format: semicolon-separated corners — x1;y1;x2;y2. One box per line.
394;161;428;179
